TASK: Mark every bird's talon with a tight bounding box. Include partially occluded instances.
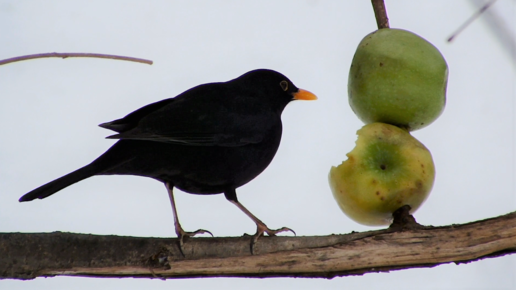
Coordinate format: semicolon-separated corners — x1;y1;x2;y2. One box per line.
193;229;214;237
280;227;296;236
175;227;213;256
263;226;296;237
250;224;295;255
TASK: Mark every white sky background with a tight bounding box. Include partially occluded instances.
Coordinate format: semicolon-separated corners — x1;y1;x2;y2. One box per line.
0;0;515;289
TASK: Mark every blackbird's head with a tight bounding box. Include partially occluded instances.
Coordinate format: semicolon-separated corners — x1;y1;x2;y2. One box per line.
233;69;317;111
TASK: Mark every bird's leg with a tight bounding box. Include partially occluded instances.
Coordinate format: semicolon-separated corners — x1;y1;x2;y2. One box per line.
225;189;295;254
165;182;213;256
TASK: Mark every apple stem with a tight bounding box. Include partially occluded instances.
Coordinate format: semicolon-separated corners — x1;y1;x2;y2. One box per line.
371;0;390;29
397;125;410;132
389;205;425;230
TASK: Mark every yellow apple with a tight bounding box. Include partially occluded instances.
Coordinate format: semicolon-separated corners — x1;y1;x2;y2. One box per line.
329;122;435;226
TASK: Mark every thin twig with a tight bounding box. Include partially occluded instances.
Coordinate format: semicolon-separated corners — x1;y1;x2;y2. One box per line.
371;0;390;29
447;0;497;42
0;52;153;66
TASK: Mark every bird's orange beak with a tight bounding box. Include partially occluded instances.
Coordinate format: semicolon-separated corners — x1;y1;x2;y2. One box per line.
292;89;317;101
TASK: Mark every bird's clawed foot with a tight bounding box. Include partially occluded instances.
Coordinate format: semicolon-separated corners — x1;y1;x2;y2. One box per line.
175;225;213;256
250;221;296;254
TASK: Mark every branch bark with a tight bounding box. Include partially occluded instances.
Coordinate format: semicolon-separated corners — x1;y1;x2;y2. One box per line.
2;211;516;280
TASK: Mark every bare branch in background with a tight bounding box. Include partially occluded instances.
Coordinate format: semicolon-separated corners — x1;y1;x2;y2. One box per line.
0;52;153;66
447;0;497;42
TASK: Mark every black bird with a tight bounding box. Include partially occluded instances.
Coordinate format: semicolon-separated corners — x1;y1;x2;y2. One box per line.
19;69;317;253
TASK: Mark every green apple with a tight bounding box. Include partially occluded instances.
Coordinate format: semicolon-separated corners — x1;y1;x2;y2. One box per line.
348;28;448;131
328;122;435;226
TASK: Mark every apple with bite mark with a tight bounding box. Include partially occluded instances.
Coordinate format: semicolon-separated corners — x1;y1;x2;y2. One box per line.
329;122;435;226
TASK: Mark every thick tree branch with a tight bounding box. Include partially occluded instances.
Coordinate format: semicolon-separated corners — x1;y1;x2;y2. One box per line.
0;52;153;66
1;211;515;280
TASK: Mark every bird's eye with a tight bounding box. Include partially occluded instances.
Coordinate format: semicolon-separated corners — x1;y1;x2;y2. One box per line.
279;80;288;91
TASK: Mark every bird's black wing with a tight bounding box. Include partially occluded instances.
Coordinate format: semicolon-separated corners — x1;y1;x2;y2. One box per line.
99;98;175;133
100;84;278;147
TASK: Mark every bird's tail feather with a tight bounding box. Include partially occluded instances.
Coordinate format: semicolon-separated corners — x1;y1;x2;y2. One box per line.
19;163;98;202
